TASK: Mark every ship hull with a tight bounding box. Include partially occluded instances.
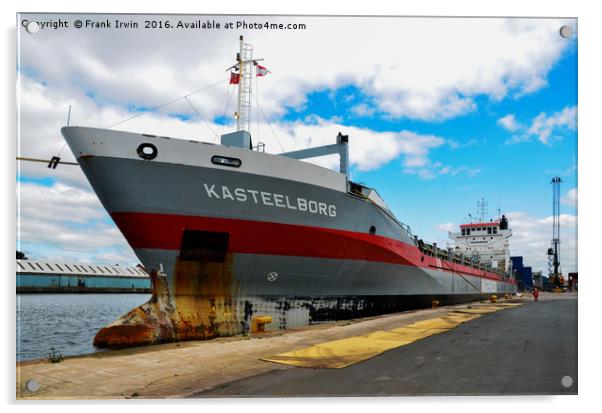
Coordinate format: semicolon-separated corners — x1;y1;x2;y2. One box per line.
61;127;517;348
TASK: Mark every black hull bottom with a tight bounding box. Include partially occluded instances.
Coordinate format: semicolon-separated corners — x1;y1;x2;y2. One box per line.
304;294;493;324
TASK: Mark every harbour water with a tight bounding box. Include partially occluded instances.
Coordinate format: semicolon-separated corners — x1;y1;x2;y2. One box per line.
16;293;151;362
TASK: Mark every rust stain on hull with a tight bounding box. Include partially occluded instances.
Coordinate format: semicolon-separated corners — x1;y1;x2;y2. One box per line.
94;255;241;349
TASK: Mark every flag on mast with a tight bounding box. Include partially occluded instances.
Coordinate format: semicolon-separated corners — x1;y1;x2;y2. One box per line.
256;64;270;77
229;72;240;84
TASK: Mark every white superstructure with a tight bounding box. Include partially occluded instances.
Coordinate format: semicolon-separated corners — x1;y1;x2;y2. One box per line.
448;215;512;272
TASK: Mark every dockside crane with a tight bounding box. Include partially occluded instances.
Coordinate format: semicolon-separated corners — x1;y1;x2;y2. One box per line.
547;177;564;289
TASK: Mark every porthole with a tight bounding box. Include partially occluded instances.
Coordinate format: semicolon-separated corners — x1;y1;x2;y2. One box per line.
137;143;158;160
369;225;376;235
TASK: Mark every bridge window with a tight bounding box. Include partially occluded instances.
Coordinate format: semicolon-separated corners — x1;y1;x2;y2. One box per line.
461;229;466;235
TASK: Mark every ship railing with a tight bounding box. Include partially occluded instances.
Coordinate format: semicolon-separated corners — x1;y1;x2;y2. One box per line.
417;243;503;276
445;250;502;275
400;222;413;239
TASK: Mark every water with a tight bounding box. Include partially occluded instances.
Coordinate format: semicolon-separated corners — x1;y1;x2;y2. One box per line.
16;293;151;362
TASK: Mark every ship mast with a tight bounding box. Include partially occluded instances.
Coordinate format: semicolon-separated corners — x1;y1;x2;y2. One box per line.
234;36;263;132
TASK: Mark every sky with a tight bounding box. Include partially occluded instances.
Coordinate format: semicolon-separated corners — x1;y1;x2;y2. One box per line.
16;14;578;275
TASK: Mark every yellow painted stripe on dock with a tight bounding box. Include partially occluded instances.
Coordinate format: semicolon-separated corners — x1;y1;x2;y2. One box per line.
262;304;521;369
449;307;507;315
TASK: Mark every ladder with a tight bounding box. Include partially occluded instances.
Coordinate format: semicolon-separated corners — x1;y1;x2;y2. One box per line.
236;38;254;132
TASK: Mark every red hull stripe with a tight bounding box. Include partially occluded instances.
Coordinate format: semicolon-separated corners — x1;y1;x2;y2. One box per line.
111;212;515;284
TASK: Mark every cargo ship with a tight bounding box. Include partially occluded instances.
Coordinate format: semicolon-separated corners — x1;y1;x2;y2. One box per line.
61;37;517;348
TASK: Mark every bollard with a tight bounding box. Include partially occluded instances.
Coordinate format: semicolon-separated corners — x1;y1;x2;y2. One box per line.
489;295;498;303
251;316;273;333
431;300;440;309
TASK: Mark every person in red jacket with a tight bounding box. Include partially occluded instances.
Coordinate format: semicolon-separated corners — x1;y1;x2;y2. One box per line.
533;288;539;302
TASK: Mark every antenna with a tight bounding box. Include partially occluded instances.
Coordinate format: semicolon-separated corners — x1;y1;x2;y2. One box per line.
497;192;501;220
477;198;488;222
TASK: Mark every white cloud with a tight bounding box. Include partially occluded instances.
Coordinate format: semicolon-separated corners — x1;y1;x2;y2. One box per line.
528;106;577;144
19;218;126;252
437;223;455;232
18;181;104;224
404;161;480;180
545;160;576;176
561;188;577;207
447;138;478;150
505;106;577;145
17;180;138;264
506;211;577;274
350;103;376;117
254;116;448;174
18;15;573;122
497;114;522;132
18;75;459;178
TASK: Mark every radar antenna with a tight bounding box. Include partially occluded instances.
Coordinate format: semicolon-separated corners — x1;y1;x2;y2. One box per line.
477;198;489;222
